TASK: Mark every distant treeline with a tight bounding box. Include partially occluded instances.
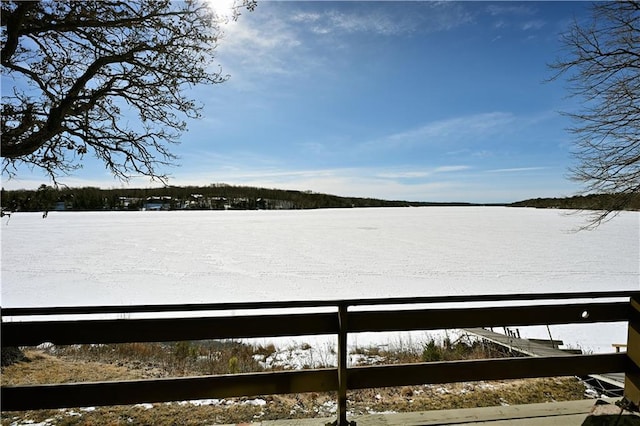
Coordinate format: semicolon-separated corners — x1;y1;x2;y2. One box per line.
0;184;483;212
3;184;636;213
509;193;640;211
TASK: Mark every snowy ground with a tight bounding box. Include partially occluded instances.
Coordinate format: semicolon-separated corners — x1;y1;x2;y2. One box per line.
1;206;638;353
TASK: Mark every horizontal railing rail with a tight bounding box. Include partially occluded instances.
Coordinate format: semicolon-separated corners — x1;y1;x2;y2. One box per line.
3;369;339;411
2;291;639;425
3;290;635;317
1;302;631;347
2;355;630;412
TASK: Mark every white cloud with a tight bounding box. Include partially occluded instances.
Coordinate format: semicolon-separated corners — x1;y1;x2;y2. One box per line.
162;163;494;202
0;175;167;191
486;4;546;34
522;20;545;31
1;163;575;204
364;112;516;150
202;167;558;203
289;3;473;37
215;169;472;201
486;4;536;17
290;11;322;24
307;10;406;36
216;15;302;81
213;2;477;87
486;167;548;173
435;165;471;173
376;165;471;179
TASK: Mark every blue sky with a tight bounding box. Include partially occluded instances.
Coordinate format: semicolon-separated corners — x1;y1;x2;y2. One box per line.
2;1;593;203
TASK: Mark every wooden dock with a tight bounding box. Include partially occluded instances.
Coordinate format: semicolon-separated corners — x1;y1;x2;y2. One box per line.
462;328;625;394
463;327;572;358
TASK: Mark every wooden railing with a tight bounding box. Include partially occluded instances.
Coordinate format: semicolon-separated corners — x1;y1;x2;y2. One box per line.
2;291;639;425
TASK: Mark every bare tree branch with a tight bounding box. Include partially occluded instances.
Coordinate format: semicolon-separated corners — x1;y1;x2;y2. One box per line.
1;0;257;184
549;1;640;227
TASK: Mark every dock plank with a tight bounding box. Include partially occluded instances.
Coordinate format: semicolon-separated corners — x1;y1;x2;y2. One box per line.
463;327;571;358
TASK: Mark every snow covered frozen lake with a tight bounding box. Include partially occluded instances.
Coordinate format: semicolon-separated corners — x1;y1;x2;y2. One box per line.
1;206;638;353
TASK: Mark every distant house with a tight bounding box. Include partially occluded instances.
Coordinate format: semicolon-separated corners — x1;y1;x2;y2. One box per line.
266;199;296;209
209;196;228;210
229;197;250;209
117;197;143;210
182;194;204;209
143;196;172;211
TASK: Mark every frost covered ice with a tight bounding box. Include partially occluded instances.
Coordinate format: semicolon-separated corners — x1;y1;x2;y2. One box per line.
1;207;638;353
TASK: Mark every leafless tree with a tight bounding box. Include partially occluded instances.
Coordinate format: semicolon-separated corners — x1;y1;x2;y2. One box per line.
550;1;640;226
1;0;255;184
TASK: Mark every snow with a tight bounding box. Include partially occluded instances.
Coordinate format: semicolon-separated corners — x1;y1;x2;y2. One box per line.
134;403;154;410
1;207;638;353
178;398;265;407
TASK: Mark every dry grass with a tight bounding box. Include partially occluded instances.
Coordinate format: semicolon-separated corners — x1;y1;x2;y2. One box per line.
350;335;510;365
1;350;148;385
1;340;590;425
45;340;266;377
346;377;586;414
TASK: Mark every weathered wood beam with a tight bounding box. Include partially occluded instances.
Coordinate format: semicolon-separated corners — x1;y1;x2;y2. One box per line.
3;290;635;317
348;353;628;389
624;294;640;409
4;302;628;347
1;312;338;346
348;302;629;332
1;369;337;411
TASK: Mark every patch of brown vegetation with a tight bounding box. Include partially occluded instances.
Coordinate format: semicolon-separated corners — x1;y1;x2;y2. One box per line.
45;340;265;377
347;377;586;415
1;349;148;385
1;342;589;425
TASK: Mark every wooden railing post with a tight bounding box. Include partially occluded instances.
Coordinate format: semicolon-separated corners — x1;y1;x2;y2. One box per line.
624;294;640;410
336;304;351;425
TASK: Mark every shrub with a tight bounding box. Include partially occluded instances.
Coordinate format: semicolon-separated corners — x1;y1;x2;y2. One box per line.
422;340;443;362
